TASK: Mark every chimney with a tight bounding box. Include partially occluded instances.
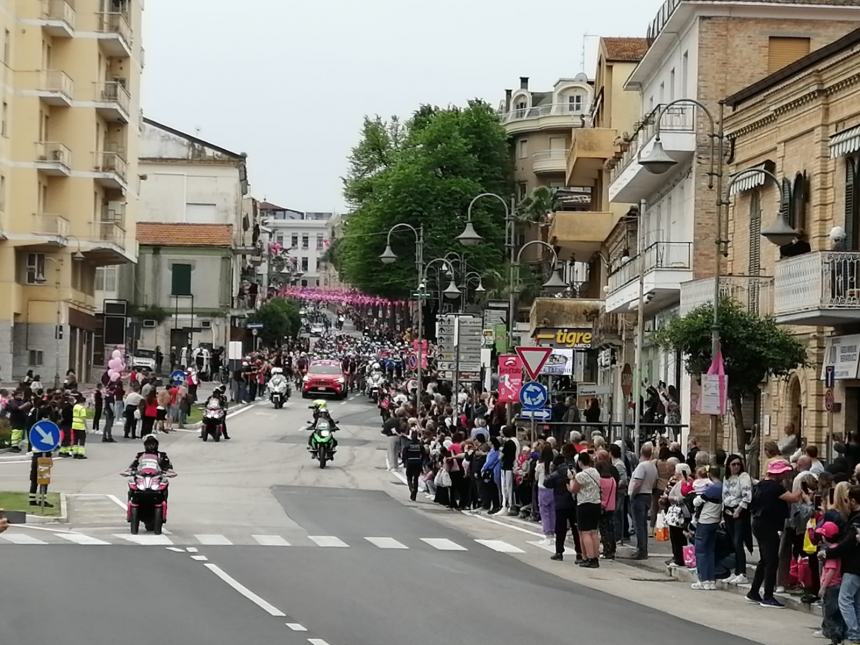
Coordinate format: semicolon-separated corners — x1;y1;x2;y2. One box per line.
505;89;512;111
520;76;529;90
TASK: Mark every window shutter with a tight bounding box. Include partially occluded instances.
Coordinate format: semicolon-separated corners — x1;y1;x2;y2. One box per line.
847;157;859;250
171;264;192;296
748;191;762;275
768;37;810;74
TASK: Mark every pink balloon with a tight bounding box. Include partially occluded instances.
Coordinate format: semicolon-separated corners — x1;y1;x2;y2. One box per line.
108;358;122;371
108;369;120;381
111;349;122;360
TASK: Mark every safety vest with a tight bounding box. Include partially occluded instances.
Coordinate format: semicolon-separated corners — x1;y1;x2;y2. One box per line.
72;403;87;431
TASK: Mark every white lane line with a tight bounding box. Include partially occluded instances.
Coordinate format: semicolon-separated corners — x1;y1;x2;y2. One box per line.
191;554;208;561
204;563;285;617
195;534;233;545
308;535;348;548
420;538;467;551
166;546;186;553
308;639;330;645
114;534;173;545
365;536;408;550
285;623;307;632
106;494;128;511
2;533;48;544
528;540;556;553
186;547;198;553
58;533;111;545
9;524;75;534
476;539;525;553
252;534;290;546
463;510;544;538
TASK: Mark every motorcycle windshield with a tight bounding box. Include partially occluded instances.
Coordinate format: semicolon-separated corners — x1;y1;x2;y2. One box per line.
137;457;161;475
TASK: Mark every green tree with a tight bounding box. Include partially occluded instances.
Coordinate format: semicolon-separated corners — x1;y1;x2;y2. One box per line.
247;298;301;348
653;299;807;457
336;101;513;298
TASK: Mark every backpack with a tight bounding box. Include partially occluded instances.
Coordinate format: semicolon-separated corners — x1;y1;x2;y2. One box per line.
404;442;423;467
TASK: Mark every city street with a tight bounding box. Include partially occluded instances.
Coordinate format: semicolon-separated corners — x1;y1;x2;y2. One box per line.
0;393;819;645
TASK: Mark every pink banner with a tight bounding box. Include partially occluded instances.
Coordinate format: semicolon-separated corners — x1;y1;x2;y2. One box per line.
497;354;523;404
277;286;407;309
700;346;728;415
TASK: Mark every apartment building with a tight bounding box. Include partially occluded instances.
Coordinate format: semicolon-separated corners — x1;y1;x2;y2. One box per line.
603;0;860;446
703;27;860;455
259;202;332;289
118;118;257;353
0;0;143;383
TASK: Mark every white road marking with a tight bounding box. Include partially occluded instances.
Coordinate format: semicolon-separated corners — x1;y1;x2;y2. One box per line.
186;547;198;553
285;623;307;632
106;494;128;511
308;535;348;548
195;534;233;545
1;533;48;544
166;546;186;553
528;540;556;553
308;639;331;645
463;510;544;538
191;554;208;561
365;536;408;549
204;563;285;617
252;534;290;546
420;538;467;551
114;534;173;545
7;524;75;534
475;539;525;553
58;533;111;545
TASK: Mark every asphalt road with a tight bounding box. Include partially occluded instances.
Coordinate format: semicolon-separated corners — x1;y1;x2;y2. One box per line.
0;378;811;645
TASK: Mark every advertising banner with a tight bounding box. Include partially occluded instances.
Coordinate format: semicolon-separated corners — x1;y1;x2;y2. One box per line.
498;354;523;403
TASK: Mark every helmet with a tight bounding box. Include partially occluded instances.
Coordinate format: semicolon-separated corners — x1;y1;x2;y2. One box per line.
271;367;283;375
313;399;327;410
143;435;159;450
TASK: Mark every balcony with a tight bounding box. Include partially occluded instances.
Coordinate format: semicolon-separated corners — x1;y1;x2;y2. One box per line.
34;142;71;176
499;102;590;135
529;297;603;339
566;128;617;186
86;220;127;265
101;203;126;228
608;104;697;204
592;310;624;348
680;275;773;317
531;149;567;175
38;0;76;37
773;252;860;326
605;241;692;313
93;150;128;190
94;81;130;123
33;70;75;107
96;11;132;57
549;210;620;258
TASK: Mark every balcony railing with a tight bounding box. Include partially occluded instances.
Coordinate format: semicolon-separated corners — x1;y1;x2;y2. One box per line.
500;102;589;124
96;221;124;246
680;275;773;317
532;148;567;173
97;81;130;113
607;241;692;293
774;252;860;319
37;213;69;237
40;70;74;100
609;104;696;185
97;11;132;49
41;0;76;31
35;141;71;169
101;205;126;227
96;150;128;181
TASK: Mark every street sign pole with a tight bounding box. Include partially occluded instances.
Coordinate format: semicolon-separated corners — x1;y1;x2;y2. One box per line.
452;315;460;428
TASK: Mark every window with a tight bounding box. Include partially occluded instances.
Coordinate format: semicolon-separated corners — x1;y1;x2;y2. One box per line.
568;94;582;112
659;81;665;103
26;253;45;284
170;263;192;296
749;191;762;275
301;279;308;287
845;156;860;250
518;139;528;159
301;234;309;249
768;37;810;74
517;182;527;201
682;52;689;96
28;350;43;367
290;233;298;248
301;256;308;272
316;233;324;250
669;69;675;101
95;266;118;291
515;100;527;114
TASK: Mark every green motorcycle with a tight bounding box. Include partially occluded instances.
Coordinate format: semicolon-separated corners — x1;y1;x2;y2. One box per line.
308;418;336;468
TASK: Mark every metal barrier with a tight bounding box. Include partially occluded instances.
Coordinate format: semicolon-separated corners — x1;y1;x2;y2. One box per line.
511;420;688;445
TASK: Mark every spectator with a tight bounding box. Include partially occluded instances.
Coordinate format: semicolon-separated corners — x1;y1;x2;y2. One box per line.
652;445;674;531
480;437;502;514
628;442;658;560
665;462;693;567
691;468;723;590
779;422;798;460
543;447;579;563
815;521;846;643
722;454;753;585
499;425;518;515
535;444;556;546
595;449;618;560
806;445;825;476
609;443;629;545
569;450;602;568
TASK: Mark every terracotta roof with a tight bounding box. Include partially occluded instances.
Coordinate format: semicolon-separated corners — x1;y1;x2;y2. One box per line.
136;222;233;247
258;200;287;211
601;37;649;62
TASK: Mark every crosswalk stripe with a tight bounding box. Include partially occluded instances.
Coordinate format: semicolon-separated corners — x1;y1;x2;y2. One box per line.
308;535;348;548
59;533;111;545
2;533;48;545
527;540;556;553
195;534;233;546
365;536;408;549
475;539;525;553
420;538;467;551
114;534;173;546
252;535;290;546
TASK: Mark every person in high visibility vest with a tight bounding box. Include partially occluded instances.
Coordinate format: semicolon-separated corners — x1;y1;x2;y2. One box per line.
71;392;88;460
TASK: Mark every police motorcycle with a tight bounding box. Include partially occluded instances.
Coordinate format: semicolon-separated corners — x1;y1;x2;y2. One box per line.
268;367;290;409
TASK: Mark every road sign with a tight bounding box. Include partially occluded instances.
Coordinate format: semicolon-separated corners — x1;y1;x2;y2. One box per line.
36;457;53;486
515;346;553;381
246;322;264;330
825;365;835;389
578;383;611;397
825;388;835;412
518;408;552;421
29;420;61;453
519;381;549;410
170;369;186;384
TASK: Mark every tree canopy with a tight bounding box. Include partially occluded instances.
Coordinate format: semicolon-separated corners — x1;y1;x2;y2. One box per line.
334;102;513;298
247;298;302;347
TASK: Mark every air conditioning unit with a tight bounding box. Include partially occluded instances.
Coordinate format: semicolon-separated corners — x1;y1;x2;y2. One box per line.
142;319;157;328
200;320;212;329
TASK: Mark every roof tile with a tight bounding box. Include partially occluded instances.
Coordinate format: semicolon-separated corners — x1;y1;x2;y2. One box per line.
136;222;233;247
601;37;649;62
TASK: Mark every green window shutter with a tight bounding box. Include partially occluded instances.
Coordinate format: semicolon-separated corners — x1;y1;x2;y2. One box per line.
171;264;192;296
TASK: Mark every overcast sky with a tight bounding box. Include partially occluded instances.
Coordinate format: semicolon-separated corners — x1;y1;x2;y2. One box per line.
142;1;657;213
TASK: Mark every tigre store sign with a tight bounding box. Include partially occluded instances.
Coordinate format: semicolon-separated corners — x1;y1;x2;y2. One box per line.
533;328;593;350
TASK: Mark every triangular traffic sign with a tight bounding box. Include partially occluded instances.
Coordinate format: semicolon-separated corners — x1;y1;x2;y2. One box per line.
515;346;553;380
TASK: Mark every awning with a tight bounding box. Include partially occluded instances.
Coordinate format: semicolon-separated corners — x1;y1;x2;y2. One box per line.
830;124;860;159
729;162;772;195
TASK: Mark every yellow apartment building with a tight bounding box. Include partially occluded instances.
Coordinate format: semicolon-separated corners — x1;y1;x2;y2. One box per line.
0;0;142;385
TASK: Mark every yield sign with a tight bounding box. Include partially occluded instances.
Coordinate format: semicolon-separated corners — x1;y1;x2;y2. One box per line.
515;346;553;381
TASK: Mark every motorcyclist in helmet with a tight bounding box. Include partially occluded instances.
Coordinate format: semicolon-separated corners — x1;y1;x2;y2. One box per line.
123;435;174;500
307;399;339;455
200;384;230;440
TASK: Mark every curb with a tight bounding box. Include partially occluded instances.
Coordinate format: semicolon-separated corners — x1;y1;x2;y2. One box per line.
25;492;68;524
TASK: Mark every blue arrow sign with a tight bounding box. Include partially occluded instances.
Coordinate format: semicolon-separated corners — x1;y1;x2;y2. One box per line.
170;369;186;385
518;408;552;421
29;420;61;453
519;381;548;411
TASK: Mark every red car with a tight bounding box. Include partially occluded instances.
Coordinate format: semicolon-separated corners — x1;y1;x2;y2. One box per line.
302;360;346;399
